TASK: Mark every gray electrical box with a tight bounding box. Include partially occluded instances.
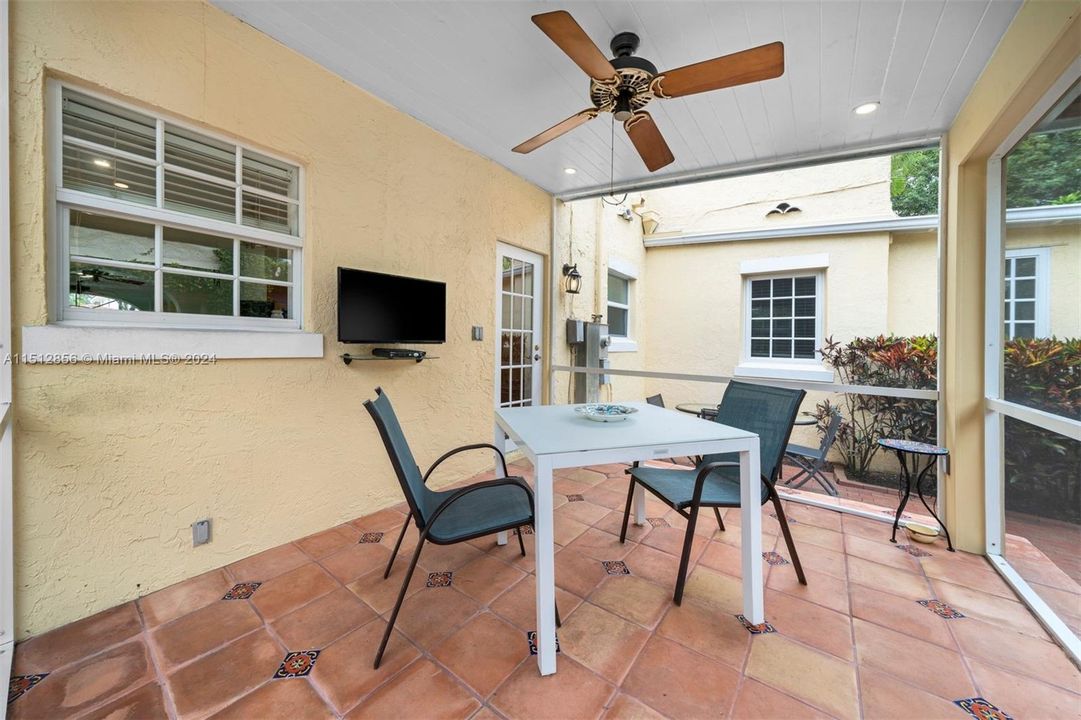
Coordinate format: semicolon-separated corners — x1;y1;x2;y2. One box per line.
192;519;211;546
568;321;610;403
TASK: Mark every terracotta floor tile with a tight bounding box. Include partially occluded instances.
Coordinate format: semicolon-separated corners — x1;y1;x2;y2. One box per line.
681;566;745;615
639;526;707;561
489;575;582;632
584;486;630;511
139;569;233;627
271;587;376;650
309;619;419;714
555;549;611;599
250;562;339;621
320;542;392;584
455;555;527;605
209;678;335;719
967;658;1081;719
432;612;529;697
919;553;1017;599
764;589;853;661
846;555;931;600
394;586;482;650
9;641;154;720
564;527;634;562
623;636;741;720
621;543;683;590
698;539;776;580
553;478;596;497
589;575;671;629
930;578;1048;639
351;507;409;534
150;599;263;670
787;523;845;552
346;562;428;615
166;630;283;719
766;566;850;615
745;634;858;720
553;514;592;546
594;510;653;543
848;584;955;648
561;468;607;486
419;541;485;571
557;499;615;527
841;514;894;542
490;655;614;720
655;599;751;671
296;525;360;560
77;682;169;720
857;666;968;719
227;543;310;583
843;533;923;572
790;543;847;579
13;602;142;673
852;618;975;701
602;693;666;720
950;617;1081;692
729;678;833;720
558;602;650;684
346;659;480;720
783;503;844;532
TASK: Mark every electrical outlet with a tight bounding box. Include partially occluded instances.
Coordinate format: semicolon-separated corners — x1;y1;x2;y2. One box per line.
472;325;484;341
192;519;211;546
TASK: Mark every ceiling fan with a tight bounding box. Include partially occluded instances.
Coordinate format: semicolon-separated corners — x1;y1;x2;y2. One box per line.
513;11;784;173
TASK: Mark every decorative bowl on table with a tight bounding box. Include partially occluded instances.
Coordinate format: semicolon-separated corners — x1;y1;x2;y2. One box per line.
905;522;939;544
574;404;638;423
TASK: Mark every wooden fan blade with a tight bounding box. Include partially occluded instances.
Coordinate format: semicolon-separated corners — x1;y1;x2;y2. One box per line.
513;109;599;154
652;41;784;98
532;11;618;82
624;112;674;172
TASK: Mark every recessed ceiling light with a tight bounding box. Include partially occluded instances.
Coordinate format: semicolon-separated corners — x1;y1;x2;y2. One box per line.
854;102;880;116
113;182;129;189
563;167;577;175
93;158;111;168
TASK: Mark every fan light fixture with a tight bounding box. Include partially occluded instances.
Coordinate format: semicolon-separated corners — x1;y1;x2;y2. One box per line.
853;102;880;115
562;263;582;294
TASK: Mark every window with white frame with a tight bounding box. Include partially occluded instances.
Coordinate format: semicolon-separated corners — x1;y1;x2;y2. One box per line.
52;84;303;329
1003;248;1049;339
607;271;633;338
745;273;822;361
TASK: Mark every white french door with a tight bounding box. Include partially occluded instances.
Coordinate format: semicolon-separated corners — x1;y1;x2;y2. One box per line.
495;244;544;414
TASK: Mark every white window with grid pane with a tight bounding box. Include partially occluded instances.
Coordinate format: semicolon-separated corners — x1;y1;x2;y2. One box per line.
47;81;304;331
606;258;637;352
1003;248;1050;339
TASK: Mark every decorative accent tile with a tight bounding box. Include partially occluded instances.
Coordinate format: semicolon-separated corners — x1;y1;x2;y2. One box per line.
274;650;320;679
918;599;966;619
601;560;630;575
954;697;1013;720
359;532;384;544
8;674;48;704
897;543;932;558
526;631;560;655
647;517;669;528
735;614;776;635
762;551;789;566
223;582;262;600
515;526;534;535
426;571;454;588
566;494;584;502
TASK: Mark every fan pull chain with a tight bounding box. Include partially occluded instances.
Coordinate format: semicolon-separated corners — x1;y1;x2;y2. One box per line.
602;114;628;206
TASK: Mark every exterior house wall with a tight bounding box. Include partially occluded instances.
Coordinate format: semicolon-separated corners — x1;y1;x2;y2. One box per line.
9;0;551;636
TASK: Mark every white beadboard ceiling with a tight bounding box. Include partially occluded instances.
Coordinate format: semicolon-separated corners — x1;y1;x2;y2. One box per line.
212;0;1021;198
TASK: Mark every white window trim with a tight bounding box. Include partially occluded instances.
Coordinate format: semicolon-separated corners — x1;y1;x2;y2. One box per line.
44;79;317;351
736;264;831;383
606;258;638;353
1003;247;1051;338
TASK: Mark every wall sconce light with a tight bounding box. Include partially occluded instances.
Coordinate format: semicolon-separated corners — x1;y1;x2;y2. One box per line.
562;263;582;294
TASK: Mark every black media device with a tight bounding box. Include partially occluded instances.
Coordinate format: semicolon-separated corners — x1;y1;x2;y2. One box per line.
337;267;447;347
371;348;427;360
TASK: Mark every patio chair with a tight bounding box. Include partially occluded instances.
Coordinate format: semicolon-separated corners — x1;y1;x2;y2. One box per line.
646;394;665;407
784;411;843;496
364;387;538;668
619;381;808;604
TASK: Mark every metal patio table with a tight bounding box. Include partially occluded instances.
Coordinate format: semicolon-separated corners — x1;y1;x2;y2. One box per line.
878;438;954;551
494;402;762;675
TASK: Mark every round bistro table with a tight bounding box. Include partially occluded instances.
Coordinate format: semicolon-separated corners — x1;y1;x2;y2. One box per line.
877;438;954;551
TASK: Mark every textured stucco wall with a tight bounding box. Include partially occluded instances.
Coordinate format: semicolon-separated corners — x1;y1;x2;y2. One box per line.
9;0;551;636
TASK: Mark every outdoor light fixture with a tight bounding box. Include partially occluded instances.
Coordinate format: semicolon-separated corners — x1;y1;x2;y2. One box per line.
562;263;582;294
853;102;880;115
564;167;577;175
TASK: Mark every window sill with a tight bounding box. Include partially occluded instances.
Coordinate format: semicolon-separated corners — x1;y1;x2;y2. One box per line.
20;324;324;362
734;361;834;383
608;337;638;353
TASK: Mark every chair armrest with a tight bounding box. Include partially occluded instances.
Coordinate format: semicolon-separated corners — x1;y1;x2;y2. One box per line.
423;443;510;484
425;476;535;528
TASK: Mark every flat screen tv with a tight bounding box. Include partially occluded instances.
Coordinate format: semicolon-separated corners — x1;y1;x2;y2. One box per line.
337;267;446;344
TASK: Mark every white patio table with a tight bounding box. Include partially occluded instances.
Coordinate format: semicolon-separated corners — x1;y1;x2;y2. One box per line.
493;402;762;675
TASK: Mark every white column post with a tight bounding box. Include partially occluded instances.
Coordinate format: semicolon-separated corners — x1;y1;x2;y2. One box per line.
740;437;764;624
532;454;557;675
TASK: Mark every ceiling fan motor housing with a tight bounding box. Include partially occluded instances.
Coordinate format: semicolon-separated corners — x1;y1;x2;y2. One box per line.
590;31;658;118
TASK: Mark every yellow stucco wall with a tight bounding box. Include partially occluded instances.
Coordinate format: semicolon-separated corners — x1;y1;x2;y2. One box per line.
9;1;551;636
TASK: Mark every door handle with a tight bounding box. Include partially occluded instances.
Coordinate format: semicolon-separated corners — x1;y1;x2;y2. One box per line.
533;353;542;361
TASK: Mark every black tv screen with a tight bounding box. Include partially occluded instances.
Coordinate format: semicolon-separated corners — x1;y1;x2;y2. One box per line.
337;267;446;344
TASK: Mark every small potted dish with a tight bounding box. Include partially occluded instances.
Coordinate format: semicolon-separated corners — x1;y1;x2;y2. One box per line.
905;521;940;544
574;404;638;423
